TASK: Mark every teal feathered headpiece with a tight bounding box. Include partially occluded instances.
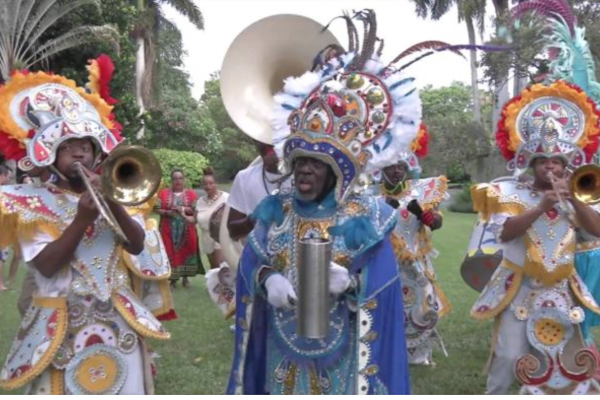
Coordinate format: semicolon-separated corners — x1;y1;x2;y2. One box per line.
511;0;600;104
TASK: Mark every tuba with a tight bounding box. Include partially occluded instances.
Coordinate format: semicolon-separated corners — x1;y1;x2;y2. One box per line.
221;14;340;145
75;145;162;245
214;15;340;327
218;14;340;270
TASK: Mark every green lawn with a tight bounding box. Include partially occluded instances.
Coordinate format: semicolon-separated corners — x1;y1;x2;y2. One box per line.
0;211;598;394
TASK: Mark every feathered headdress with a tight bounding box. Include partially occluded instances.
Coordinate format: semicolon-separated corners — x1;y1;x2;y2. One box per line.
0;56;123;171
272;10;423;202
498;0;600;174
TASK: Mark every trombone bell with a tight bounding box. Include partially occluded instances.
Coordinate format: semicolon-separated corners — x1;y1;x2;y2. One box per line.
570;164;600;205
101;146;163;206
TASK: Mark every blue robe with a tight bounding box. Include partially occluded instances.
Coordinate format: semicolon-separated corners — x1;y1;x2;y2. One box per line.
226;190;411;394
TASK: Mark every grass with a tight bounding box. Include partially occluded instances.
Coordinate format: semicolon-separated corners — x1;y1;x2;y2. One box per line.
0;211;598;394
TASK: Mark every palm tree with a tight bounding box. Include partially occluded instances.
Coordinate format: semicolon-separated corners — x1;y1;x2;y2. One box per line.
412;0;486;125
0;0;119;82
411;0;490;181
132;0;204;138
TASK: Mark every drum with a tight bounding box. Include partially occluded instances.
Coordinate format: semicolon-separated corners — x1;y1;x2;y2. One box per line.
460;219;503;292
209;203;226;243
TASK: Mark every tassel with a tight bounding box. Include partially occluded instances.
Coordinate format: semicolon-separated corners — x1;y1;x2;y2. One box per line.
251;195;284;226
328;215;380;250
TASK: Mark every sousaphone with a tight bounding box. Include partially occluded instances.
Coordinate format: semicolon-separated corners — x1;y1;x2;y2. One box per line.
216;14;340;270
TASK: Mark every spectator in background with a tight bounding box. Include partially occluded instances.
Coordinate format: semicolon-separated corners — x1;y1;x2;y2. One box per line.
156;169;202;288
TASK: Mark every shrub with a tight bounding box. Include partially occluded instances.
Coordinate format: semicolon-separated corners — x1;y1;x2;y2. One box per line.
448;183;476;213
152;149;209;188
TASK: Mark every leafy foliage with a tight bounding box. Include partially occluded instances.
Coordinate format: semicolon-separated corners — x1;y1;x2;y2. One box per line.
0;0;119;81
198;74;256;180
153;148;208;187
43;0;143;140
419;82;493;181
448;183;476;213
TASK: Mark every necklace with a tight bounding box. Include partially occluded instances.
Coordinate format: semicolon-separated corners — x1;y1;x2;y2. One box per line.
263;166;283;195
381;181;408;197
205;191;221;205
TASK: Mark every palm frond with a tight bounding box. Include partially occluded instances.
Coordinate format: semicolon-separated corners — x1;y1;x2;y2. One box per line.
431;0;455;20
158;0;204;30
13;0;37;57
24;25;119;69
15;0;60;61
17;0;100;62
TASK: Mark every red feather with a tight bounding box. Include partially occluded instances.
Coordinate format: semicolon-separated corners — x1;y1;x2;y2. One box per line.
511;0;575;35
390;41;466;65
95;54;118;105
414;124;429;158
0;131;26;161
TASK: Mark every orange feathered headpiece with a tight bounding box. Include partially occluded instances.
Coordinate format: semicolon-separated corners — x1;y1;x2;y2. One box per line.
0;69;123;171
496;81;600;174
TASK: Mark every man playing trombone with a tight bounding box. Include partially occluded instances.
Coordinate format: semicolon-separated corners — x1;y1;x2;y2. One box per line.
0;71;169;394
470;80;600;394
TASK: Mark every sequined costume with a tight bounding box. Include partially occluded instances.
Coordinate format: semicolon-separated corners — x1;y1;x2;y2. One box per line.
384;176;451;365
0;62;171;394
471;80;600;394
226;10;424;395
228;191;409;394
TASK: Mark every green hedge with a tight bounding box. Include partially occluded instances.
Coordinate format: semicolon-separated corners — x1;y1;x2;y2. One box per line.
448;183;476;213
152;149;209;188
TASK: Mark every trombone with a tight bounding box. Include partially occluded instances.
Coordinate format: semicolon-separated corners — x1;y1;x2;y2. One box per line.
73;145;162;246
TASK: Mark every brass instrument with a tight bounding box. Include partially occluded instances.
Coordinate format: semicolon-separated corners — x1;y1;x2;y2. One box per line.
74;145;162;245
220;14;340;145
569;164;600;205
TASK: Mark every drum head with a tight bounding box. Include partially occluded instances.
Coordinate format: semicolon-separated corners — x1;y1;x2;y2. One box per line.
460;219;504;292
460;253;503;292
209;203;226;243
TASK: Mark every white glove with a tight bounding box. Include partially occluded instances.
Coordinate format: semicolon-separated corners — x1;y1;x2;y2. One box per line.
264;273;297;310
329;262;351;295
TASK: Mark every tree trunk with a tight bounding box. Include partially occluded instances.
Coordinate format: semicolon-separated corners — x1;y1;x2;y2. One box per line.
491;0;510;180
466;16;488;182
466;17;481;125
135;0;146;139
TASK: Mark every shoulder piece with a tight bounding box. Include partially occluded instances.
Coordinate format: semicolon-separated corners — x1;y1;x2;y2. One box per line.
0;184;66;247
471;180;528;221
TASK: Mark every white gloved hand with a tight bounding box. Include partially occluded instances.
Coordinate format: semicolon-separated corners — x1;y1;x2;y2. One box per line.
329;262;351;295
264;273;297;310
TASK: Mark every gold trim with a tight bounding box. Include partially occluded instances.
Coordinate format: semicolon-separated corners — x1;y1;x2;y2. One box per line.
0;71;114;142
524;235;575;286
0;192;62;247
0;297;68;390
112;292;171;340
434;281;452;318
471;262;524;320
32;297;67;308
569;276;600;315
470;183;526;222
50;367;64;395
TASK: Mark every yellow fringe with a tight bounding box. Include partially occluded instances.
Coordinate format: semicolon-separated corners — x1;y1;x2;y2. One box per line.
434;281;452;318
0;297;68;391
0;207;61;248
112;291;170;340
471;263;524;320
524;236;575;286
130;275;174;319
470;183;525;221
